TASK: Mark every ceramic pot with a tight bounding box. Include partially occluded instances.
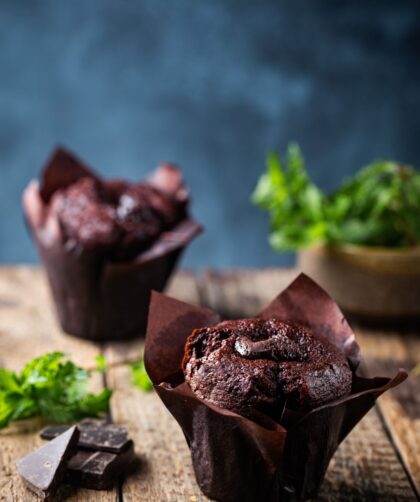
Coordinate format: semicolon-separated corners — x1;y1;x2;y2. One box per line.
298;244;420;324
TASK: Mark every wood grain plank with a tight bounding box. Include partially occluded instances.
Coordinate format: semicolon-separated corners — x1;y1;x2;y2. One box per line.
317;408;417;501
102;269;200;367
105;271;208;501
198;268;297;316
355;327;420;496
0;266;116;501
0;373;116;502
1;267;418;501
199;268;418;501
107;364;208;502
0;266;102;370
166;269;202;306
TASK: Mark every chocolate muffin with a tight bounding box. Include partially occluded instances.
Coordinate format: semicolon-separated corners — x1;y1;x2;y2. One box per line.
183;318;352;417
49;165;187;260
148;277;407;502
23;147;202;340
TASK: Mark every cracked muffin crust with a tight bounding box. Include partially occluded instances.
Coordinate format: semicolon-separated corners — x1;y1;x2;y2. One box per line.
183;318;352;418
50;166;186;260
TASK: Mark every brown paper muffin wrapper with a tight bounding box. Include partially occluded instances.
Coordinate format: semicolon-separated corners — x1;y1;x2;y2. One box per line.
23;148;202;341
144;274;407;502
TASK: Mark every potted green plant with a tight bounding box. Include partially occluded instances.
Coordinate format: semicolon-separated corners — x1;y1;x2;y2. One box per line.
252;144;420;323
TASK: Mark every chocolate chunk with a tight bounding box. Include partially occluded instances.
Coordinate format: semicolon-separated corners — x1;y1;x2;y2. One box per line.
40;419;130;453
65;441;135;490
17;426;79;500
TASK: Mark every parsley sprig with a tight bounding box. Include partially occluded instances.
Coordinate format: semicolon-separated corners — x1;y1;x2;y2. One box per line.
252;144;420;250
0;352;112;429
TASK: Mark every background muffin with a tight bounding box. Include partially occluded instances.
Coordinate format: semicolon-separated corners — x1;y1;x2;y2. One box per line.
23;147;202;340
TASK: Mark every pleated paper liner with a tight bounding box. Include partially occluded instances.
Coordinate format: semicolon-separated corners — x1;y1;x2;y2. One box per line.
23;147;202;340
144;274;407;502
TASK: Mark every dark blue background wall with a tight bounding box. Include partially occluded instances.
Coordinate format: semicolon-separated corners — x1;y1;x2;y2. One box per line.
1;0;419;267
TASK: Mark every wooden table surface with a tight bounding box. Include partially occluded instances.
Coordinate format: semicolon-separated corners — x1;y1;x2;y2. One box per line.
0;266;419;501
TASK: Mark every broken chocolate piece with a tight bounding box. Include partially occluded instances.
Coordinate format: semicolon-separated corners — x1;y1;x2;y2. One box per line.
17;425;79;500
40;419;130;453
38;420;136;490
65;441;135;490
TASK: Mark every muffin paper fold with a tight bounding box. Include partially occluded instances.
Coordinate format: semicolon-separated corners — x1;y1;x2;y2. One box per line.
144;274;407;502
23;147;202;340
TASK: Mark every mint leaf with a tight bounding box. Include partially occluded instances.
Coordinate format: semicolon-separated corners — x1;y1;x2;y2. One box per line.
252;143;326;250
326;161;420;246
0;368;20;392
253;146;420;250
130;359;153;392
94;354;108;373
0;353;112;430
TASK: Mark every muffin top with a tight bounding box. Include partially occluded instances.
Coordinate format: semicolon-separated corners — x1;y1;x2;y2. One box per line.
183;318;352;418
48;166;187;260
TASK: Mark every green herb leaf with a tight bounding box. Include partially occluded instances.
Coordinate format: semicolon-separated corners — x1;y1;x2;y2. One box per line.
0;368;20;392
94;354;108;373
0;352;112;430
130;359;153;392
253;145;420;250
252;143;327;250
